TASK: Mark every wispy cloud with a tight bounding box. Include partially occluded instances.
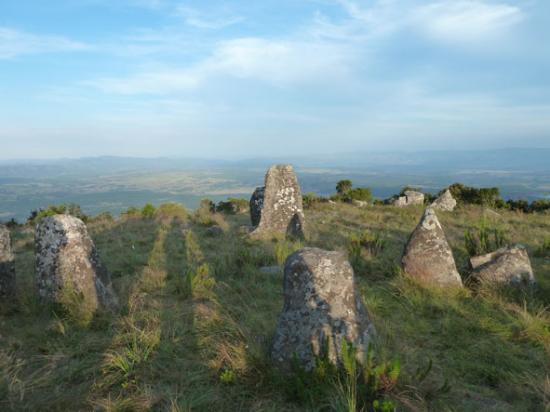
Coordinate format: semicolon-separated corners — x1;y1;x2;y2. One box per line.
176;6;244;30
412;1;524;44
0;27;89;59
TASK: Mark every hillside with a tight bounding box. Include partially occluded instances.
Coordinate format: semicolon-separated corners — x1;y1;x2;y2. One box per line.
1;202;549;411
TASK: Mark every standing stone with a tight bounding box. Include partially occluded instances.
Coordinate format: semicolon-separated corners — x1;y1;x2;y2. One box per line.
35;215;117;312
470;244;536;286
249;186;265;228
431;189;457;212
0;225;16;298
392;190;425;207
402;208;462;287
250;165;305;238
271;248;375;371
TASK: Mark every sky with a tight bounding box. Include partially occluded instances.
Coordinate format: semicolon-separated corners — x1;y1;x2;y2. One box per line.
1;0;549;159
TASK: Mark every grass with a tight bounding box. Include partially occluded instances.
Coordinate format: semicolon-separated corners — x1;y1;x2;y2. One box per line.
1;203;549;411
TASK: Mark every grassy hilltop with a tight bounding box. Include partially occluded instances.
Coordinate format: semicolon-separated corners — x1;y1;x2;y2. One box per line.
1;202;549;411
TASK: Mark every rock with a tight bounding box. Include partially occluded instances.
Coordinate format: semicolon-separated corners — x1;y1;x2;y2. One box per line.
249;187;265;227
205;225;224;237
271;247;375;371
352;200;368;208
250;165;306;239
470;244;536;286
35;215;118;312
431;189;457;212
0;225;16;298
392;190;425;207
402;208;462;287
259;265;281;275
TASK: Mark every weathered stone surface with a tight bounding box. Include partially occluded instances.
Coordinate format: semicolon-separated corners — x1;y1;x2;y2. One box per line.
271;247;375;371
392;190;425;207
205;225;224;237
470;245;536;286
352;200;368;208
402;208;462;287
431;189;457;212
250;165;305;238
35;215;117;310
249;187;265;227
0;225;16;298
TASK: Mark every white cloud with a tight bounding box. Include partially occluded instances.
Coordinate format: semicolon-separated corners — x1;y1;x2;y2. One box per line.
176;6;244;30
0;27;89;59
413;1;524;44
88;36;355;94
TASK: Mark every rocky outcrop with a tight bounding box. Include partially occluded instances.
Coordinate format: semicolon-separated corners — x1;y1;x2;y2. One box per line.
271;247;375;371
402;208;462;287
392;190;425;207
249;187;265;228
470;245;536;286
250;165;305;239
0;225;16;298
431;189;457;212
35;215;118;312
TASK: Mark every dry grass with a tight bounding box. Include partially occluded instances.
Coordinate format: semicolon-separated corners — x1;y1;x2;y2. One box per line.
0;202;549;411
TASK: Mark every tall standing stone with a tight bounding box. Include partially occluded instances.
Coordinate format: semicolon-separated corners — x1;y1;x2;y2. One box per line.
35;215;117;313
0;224;16;298
271;248;375;371
430;189;457;212
250;165;305;238
470;245;536;286
402;208;462;287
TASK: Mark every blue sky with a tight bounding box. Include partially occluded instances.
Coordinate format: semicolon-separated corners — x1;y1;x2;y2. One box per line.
1;0;549;159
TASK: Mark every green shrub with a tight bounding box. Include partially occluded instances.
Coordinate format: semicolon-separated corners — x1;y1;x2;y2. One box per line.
303;192;319;209
154;202;188;224
465;219;508;256
336;180;353;195
449;183;502;207
349;230;387;259
141;203;156;219
121;206;140;218
281;341;401;411
216;198;248;214
28;203;88;224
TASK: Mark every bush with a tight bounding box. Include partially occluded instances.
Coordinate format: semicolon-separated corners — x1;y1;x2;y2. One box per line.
28;203;88;225
154;203;188;224
465;219;508;257
303;192;320;209
281;341;400;411
348;188;373;203
448;183;502;207
216;198;248;214
121;206;140;218
141;203;156;219
336;180;353;195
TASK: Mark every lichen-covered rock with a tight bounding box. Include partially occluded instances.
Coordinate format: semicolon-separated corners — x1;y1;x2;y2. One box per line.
249;186;265;227
470;245;536;286
250;165;305;239
271;247;375;371
402;208;462;287
35;215;117;312
392;190;425;207
0;224;16;298
431;189;457;212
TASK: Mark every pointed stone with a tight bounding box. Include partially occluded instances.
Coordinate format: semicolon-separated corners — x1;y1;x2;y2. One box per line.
470;244;536;286
431;189;457;212
0;224;16;299
271;247;375;371
402;208;462;287
250;165;305;239
35;215;118;312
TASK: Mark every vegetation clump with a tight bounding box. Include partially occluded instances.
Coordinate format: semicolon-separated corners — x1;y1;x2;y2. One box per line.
464;218;509;257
